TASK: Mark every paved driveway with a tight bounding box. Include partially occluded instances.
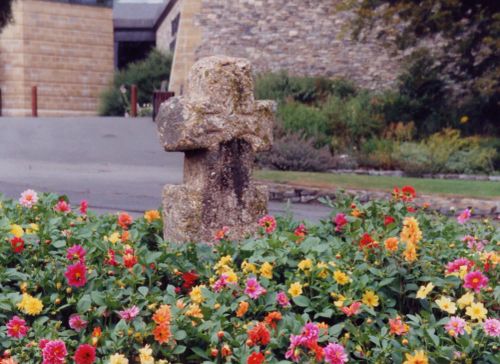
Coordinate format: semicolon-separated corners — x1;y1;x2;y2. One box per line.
0;117;331;221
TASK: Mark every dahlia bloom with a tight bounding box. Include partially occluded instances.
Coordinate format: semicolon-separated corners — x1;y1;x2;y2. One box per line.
64;262;87;287
117;306;140;322
340;301;361;316
247;351;265;364
79;200;88;215
10;237;25;253
383;215;395;226
6;316;29;338
69;314;88;332
389;317;409;336
17;293;43;315
54;200;71;213
276;291;290;307
212;273;232;292
244;277;266;299
294;223;307;238
359;233;379;249
66;245;86;263
324;343;348;364
334;213;348;232
462;235;485;251
444;316;466;337
258;215;276;233
247;322;271;346
483;318;500;337
74;344;96;364
457;208;471;224
118;212;133;229
301;323;319;343
446;258;474;275
19;189;38;208
463;270;488;293
42;340;67;364
285;334;306;362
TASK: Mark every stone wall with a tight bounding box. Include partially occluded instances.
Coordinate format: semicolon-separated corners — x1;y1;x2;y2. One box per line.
167;0;400;95
0;0;114;116
156;0;182;55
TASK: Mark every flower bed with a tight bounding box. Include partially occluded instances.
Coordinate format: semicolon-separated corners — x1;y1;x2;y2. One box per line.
0;188;498;364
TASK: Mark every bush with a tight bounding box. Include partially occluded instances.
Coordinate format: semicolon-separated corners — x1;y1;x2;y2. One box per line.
358;138;397;170
99;49;172;116
257;133;334;171
1;189;498;363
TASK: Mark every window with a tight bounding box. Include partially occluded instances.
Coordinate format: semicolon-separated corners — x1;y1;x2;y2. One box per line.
171;13;180;36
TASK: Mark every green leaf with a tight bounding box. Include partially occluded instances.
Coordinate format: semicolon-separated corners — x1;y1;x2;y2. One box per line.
172;345;186;354
52;240;66;248
138;286;149;297
174;330;187;340
292;296;310;307
191;347;209;360
77;294;92;313
378;277;396;287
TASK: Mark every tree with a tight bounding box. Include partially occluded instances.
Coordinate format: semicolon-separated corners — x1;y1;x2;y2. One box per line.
0;0;15;32
349;1;499;114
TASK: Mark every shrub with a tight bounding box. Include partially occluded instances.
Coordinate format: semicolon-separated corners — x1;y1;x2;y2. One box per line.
257;133;334;171
359;138;397;170
99;49;172;116
392;142;432;176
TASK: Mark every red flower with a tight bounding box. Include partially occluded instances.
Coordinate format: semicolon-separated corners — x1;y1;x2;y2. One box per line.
258;215;276;234
383;216;395;226
104;249;118;266
117;212;133;230
359;233;379;249
181;271;199;290
122;246;138;268
247;323;271;346
247;352;266;364
6;316;29;338
401;186;416;202
54;200;71;213
10;237;25;253
79;200;88;215
294;224;307;238
64;262;87;287
406;206;416;213
74;344;96;364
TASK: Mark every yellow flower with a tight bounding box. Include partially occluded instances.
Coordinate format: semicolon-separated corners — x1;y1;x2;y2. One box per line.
260;262;273;279
109;353;129;364
460;115;469;124
144;210;161;223
108;232;120;244
190;285;205;304
403;350;428;364
416;283;434;299
288;282;303;297
138;345;154;364
10;224;24;238
457;292;474;309
400;217;422;246
185;303;204;319
362;290;379;308
403;244;417;263
333;271;350;285
435;297;457;314
316;262;329;279
241;260;257;274
224;268;238;284
17;293;43;315
466;302;487;321
298;259;312;271
215;255;232;274
26;223;39;234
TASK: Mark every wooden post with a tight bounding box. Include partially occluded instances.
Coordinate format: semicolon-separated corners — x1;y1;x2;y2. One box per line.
32;86;38;117
130;85;137;117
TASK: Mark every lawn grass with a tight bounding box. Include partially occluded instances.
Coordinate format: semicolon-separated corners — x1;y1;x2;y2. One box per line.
255;170;500;199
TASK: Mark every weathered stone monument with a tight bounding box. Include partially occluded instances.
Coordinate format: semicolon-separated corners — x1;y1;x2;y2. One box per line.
156;56;275;243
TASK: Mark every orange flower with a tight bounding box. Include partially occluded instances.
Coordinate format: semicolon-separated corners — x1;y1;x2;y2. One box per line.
384;237;399;252
153;323;171;344
264;311;282;329
236;301;249;317
118;212;133;230
403;245;417;262
221;344;232;357
389;317;409;336
120;230;130;242
351;209;362;218
144;210;161;223
317;322;329;330
153;304;171;326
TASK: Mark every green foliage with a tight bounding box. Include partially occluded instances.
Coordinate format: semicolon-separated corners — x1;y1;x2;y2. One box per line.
257;132;334;172
359;138;397;170
0;191;498;363
99;49;172;116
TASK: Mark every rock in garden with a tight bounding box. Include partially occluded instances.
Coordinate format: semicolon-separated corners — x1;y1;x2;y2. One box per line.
156;55;275;243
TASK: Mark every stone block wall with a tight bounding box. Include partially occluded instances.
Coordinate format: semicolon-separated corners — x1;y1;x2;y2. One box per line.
0;0;114;116
156;0;182;55
166;0;401;95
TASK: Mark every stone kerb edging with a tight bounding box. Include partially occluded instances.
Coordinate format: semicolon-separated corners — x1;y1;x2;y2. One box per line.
263;182;500;218
329;169;500;182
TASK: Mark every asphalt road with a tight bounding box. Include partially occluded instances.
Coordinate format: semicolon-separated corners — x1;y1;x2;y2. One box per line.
0;117;331;222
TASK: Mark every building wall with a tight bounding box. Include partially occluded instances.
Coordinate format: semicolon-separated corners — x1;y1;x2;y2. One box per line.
0;0;114;116
156;0;182;55
167;0;401;96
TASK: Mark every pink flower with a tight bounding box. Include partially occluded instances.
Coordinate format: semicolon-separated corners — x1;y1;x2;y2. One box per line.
64;262;87;287
444;316;466;337
66;245;86;263
54;200;71;213
483;318;500;337
39;339;49;350
324;343;348;364
19;189;38;208
446;258;474;275
334;213;348;232
117;306;140;322
258;215;276;234
6;316;29;338
457;208;471;224
212;274;233;292
285;334;306;362
79;200;88;215
301;323;319;343
42;340;67;364
244;277;266;299
462;235;485;252
340;301;361;316
69;314;88;332
463;270;489;293
276;291;290;307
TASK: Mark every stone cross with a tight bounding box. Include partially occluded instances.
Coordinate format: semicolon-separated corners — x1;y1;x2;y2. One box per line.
156;56;275;243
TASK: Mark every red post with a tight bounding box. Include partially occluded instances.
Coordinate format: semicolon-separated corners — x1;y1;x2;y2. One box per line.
130;85;137;117
32;86;38;117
